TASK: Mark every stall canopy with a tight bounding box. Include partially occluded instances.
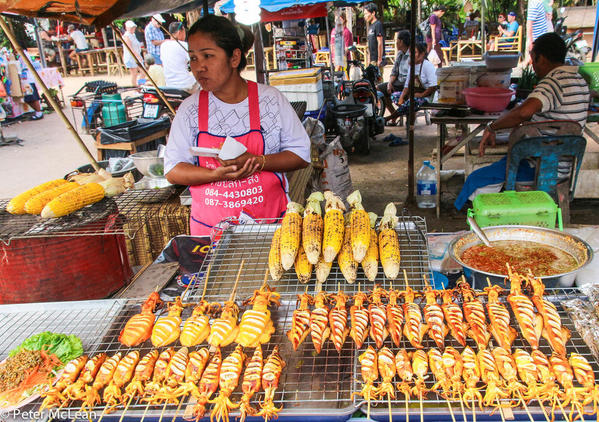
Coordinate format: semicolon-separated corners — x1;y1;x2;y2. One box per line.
261;3;327;22
0;0;218;26
221;0;361;14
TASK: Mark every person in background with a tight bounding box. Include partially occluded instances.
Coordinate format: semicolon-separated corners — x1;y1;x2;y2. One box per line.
144;14;166;65
455;33;590;210
164;15;310;236
20;52;44;120
330;13;353;70
363;3;384;72
526;0;549;56
39;28;57;64
427;5;446;68
122;20;143;86
160;22;198;92
377;30;410;125
463;11;480;39
144;54;165;86
488;12;519;50
544;0;554;31
67;24;89;63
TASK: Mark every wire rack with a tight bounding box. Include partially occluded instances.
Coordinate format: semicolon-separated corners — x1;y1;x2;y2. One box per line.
0;189;173;243
186;215;432;303
359;287;599;419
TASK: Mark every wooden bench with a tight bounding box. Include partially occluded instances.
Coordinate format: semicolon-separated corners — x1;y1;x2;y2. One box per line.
95;127;169;160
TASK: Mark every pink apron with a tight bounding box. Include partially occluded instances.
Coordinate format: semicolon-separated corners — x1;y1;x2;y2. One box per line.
190;81;288;236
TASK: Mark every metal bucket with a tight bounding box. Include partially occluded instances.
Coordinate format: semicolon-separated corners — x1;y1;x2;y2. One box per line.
448;225;593;289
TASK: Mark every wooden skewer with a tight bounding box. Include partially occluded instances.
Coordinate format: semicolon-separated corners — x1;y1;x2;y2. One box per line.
118;395;135;422
170;396;185;422
457;392;468;422
367;396;371;420
96;406;107;422
496;397;506;422
472;396;476;422
139;400;151;422
261;268;269;291
388;393;393;422
158;400;168;422
403;269;410;290
555;397;571;422
536;396;551;422
419;391;424;422
517;391;535;422
200;263;212;301
405;391;410;422
229;259;245;302
181;272;197;301
446;397;457;422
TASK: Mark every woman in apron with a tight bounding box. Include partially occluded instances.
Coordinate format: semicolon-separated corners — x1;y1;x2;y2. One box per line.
164;16;311;237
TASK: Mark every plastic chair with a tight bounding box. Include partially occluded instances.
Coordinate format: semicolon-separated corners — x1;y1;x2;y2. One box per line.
505;121;585;223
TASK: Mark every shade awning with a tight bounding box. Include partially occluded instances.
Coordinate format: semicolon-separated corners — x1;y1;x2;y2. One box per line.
220;0;362;14
0;0;219;26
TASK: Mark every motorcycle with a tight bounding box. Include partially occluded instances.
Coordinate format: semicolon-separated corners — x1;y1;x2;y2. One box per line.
141;86;191;119
555;11;589;64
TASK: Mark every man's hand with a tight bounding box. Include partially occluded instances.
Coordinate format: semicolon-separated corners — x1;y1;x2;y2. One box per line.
478;128;497;157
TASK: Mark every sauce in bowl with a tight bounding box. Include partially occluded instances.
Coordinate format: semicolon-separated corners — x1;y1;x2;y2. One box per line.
461;240;579;276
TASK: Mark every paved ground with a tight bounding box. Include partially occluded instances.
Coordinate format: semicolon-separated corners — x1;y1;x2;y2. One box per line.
1;68;598;233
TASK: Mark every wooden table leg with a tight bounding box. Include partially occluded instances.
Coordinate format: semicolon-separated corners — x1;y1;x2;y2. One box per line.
89;53;95;76
57;44;67;75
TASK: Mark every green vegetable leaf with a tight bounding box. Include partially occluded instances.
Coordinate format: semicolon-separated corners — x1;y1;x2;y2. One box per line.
9;332;83;366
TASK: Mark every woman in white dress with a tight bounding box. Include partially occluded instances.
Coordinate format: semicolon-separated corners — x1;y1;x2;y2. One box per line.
122;20;143;85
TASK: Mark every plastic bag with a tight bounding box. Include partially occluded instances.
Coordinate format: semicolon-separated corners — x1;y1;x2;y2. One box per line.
428;49;441;66
318;136;353;201
303;117;325;147
561;298;599;361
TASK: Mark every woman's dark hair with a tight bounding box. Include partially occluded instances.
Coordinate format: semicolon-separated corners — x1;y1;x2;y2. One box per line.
188;15;255;71
532;32;566;64
415;42;428;55
433;5;447;12
396;30;410;47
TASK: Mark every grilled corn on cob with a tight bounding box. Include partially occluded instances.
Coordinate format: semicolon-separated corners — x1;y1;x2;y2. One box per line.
280;202;304;270
322;191;346;263
24;182;80;215
302;191;324;265
315;255;332;291
268;228;285;281
361;212;379;282
41;182;105;219
338;215;358;284
347;190;370;263
7;179;68;214
294;245;312;284
379;203;400;279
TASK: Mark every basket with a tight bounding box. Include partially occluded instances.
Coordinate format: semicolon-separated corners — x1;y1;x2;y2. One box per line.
579;62;599;92
467;190;563;230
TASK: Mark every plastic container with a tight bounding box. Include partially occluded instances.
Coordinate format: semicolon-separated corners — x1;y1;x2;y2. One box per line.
579;62;599;92
467;190;563;230
483;52;521;70
436;66;470;104
463;87;514;112
472;69;512;89
269;68;324;111
101;93;127;128
416;161;437;209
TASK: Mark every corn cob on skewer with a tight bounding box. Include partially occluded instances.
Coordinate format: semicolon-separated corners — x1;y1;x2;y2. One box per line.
268;227;285;281
41;182;105;218
337;215;358;284
302;191;324;265
24;182;79;214
7;179;68;214
361;212;379;282
280;202;304;270
294;245;313;284
379;203;400;280
347;190;370;263
315;255;332;289
322;191;346;262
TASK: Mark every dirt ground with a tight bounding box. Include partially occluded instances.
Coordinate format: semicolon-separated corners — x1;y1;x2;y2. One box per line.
1;68;598;234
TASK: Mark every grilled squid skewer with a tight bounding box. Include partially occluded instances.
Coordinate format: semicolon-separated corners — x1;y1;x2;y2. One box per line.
257;346;286;422
328;288;350;353
386;286;404;347
368;285;388;349
423;284;447;349
350;289;370;349
310;290;330;354
209;345;246;422
238;346;264;422
40;355;88;410
287;292;312;350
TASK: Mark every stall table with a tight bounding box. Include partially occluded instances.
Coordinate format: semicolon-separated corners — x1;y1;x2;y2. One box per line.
431;114;498;217
457;39;483;61
94;127;169;160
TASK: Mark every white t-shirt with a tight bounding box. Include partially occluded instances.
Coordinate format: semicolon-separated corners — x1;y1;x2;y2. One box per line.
404;60;438;89
160;40;196;89
69;30;88;50
165;83;311;180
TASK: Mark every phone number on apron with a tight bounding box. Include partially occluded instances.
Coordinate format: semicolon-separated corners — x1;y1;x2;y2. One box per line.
204;196;265;207
204;185;264;198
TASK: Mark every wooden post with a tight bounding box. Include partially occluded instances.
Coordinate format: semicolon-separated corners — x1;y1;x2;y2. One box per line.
254;23;266;84
0;16;100;171
407;0;417;204
111;23;176;115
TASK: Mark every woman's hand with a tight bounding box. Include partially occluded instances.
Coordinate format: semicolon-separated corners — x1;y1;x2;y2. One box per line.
216;152;261;180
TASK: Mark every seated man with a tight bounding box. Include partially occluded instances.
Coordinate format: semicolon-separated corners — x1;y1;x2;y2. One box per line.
67;24;89;63
160;22;198;93
144;54;165;86
488;12;519;50
455;32;590;210
377;30;410;126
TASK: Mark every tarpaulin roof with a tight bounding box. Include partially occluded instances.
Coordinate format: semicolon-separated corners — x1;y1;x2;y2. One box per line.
220;0;361;14
0;0;218;26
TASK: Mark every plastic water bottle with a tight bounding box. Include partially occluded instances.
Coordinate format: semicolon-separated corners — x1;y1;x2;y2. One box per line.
417;161;437;208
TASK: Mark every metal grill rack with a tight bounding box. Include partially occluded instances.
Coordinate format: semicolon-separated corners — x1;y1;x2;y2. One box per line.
186;215;432;303
0;188;172;243
358;288;599;419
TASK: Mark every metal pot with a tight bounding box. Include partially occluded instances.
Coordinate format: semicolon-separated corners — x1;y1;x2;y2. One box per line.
448;225;593;289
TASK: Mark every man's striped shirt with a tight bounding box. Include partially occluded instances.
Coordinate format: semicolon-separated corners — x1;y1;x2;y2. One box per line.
528;66;590;127
527;0;549;41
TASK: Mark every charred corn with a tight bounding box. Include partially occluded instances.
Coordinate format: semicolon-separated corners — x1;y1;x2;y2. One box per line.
361;212;379;282
315;255;332;289
24;182;80;215
7;179;68;214
302;191;324;265
322;191;346;262
294;245;312;284
338;215;358;284
347;190;370;263
379;203;400;280
280;202;304;270
41;182;106;219
268;228;285;281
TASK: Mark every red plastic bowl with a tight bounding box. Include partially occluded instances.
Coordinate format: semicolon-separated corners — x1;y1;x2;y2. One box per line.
463;87;515;112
